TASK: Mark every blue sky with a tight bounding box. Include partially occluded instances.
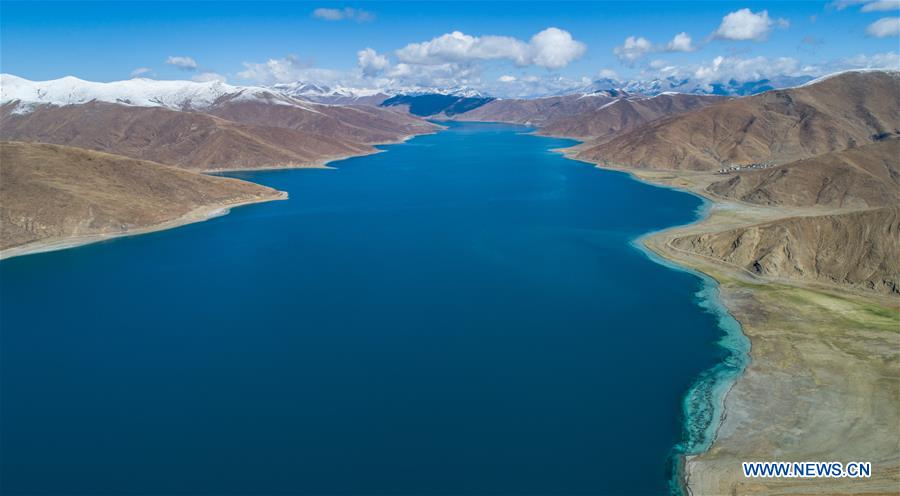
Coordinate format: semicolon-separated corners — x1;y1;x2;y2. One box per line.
2;1;898;95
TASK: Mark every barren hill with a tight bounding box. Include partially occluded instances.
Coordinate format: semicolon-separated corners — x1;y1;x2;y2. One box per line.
0;75;437;171
205;100;435;144
706;139;900;208
539;93;725;140
451;93;620;126
0;141;284;252
576;70;900;171
0;102;373;170
669;207;900;295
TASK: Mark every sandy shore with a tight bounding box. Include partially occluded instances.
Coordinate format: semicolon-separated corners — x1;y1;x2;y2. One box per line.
0;192;288;260
609;167;900;495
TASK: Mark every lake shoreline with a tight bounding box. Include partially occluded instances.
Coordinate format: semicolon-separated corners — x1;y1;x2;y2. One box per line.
550;146;754;496
567;154;900;494
1;121;741;495
1;130;438;260
0;192;288;260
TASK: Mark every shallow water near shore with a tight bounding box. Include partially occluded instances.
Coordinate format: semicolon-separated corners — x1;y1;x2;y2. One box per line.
2;122;731;495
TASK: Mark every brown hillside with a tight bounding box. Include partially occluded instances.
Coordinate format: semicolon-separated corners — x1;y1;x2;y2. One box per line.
706;139;900;208
0;102;373;170
206;100;435;144
539;93;725;140
577;71;900;170
669;207;900;294
0;141;284;250
452;93;619;126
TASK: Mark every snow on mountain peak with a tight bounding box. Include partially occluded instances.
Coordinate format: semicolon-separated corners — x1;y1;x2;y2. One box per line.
0;74;321;113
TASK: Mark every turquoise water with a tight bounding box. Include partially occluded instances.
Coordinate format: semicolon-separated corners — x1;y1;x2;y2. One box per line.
0;122;741;495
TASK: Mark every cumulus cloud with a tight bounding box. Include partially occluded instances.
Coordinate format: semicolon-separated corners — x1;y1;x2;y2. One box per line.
713;9;788;41
613;36;653;64
191;72;227;83
165;56;198;70
835;50;900;69
479;74;594;98
528;27;587;69
395;27;585;70
312;7;374;22
867;17;900;36
385;61;481;88
614;32;695;64
666;32;696;52
831;0;899;10
238;55;344;85
130;67;153;78
861;0;900;12
692;54;801;83
597;68;619;79
357;48;389;77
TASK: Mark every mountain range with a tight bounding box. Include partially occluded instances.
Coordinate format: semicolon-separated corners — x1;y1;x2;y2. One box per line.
2;69;898;296
0;74;436;171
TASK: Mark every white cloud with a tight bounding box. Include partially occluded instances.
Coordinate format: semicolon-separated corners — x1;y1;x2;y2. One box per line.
597;68;619;79
238;55;345;85
385;62;481;88
357;48;389;77
692;55;801;84
867;17;900;36
861;0;900;12
713;9;788;41
829;0;870;9
191;72;227;83
666;32;696;52
479;74;594;98
613;36;653;64
498;75;517;82
832;0;899;10
396;31;529;65
394;27;585;70
130;67;153;78
614;32;696;64
528;27;587;69
165;56;198;70
835;50;900;69
312;7;374;22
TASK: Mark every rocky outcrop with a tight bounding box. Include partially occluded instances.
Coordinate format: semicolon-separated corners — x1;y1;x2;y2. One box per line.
670;207;900;294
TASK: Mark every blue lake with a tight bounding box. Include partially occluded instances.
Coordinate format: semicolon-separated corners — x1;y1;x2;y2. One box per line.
0;122;730;495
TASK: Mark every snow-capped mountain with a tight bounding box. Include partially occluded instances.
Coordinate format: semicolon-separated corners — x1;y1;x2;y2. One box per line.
270;81;390;105
0;74;321;113
577;74;817;97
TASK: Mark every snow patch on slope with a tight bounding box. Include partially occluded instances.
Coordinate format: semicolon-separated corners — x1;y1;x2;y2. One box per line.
0;74;323;114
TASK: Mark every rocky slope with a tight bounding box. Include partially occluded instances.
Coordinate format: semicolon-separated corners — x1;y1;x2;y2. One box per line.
538;93;725;140
0;102;372;170
669;207;900;295
450;92;620;126
0;75;437;171
576;70;900;171
207;100;433;145
706;138;900;208
0;141;284;251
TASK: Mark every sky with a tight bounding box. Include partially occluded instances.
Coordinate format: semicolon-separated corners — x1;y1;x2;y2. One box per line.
2;1;899;96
